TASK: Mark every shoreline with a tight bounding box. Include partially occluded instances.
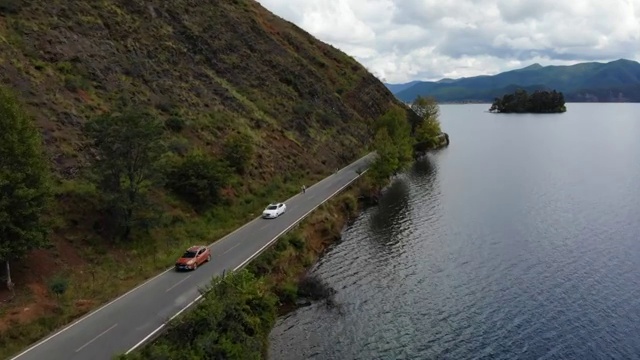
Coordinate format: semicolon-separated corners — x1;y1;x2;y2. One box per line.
120;140;450;359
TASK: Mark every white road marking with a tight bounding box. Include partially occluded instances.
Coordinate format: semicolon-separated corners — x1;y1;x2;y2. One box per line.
165;275;192;292
125;294;203;354
232;169;368;272
75;323;118;353
126;168;369;355
222;242;241;255
9;205;261;360
11;153;375;360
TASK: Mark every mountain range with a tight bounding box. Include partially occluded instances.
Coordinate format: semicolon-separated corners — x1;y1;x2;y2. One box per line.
386;59;640;103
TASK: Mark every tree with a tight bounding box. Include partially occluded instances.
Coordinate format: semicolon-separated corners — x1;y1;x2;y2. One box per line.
373;105;412;142
489;89;566;113
0;87;51;291
121;269;277;360
368;105;415;185
414;113;442;147
369;128;399;185
223;132;254;175
84;108;165;241
166;151;231;211
410;95;440;133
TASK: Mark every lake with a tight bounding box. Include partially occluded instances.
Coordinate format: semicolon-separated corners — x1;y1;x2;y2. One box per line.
268;103;640;360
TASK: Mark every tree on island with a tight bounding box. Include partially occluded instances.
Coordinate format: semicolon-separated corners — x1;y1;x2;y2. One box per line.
489;89;566;113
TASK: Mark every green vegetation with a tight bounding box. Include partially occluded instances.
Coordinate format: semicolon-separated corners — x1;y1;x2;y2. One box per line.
412;96;443;147
84;109;166;241
223;132;254;175
368;99;443;187
489;89;566;113
0;0;418;357
0;87;51;293
392;59;640;103
118;187;364;360
166;150;231;212
117;270;278;360
48;275;69;298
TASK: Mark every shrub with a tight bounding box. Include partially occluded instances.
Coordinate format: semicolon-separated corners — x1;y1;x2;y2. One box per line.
246;247;278;276
48;275;69;298
274;237;289;252
164;116;186;133
223;132;254;175
124;270;277;360
287;233;306;250
64;76;90;92
167;137;190;155
341;194;358;216
166;151;231;211
0;0;21;14
275;281;298;304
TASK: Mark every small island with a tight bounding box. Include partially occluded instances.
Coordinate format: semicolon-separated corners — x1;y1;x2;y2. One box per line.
489;89;566;113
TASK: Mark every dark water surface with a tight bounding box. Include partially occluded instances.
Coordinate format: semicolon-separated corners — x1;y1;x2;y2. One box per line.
269;104;640;360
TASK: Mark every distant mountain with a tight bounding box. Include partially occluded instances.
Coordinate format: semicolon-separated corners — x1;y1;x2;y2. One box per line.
390;59;640;103
384;80;422;94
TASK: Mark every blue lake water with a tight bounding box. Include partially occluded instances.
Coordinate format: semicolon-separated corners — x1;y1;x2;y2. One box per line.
269;103;640;360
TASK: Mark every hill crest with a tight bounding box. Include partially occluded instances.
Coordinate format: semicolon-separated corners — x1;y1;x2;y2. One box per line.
386;59;640;102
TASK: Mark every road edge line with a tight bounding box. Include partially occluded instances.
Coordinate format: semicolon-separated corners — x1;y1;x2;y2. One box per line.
124;294;203;354
233;169;368;272
9;153;373;360
122;167;370;354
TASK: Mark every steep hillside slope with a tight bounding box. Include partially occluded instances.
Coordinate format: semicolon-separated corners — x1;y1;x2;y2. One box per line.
1;0;398;176
0;0;404;354
391;59;640;102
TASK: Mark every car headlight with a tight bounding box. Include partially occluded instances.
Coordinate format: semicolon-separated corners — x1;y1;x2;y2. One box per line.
188;260;194;265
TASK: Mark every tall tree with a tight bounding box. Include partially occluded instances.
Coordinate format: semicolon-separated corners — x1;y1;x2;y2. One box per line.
410;96;440;133
369;105;414;185
84;108;165;241
369;128;399;185
0;87;51;291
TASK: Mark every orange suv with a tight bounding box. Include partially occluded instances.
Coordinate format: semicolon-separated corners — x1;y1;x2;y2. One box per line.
175;245;211;271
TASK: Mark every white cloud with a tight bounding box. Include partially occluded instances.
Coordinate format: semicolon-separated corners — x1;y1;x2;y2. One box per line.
257;0;640;83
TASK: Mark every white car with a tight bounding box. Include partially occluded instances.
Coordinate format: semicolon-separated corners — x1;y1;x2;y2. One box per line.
262;203;286;219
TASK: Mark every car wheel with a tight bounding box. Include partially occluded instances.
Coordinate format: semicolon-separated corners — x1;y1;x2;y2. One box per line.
207;254;211;262
193;263;197;270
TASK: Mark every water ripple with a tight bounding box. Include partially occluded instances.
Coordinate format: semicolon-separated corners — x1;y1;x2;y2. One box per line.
269;104;640;360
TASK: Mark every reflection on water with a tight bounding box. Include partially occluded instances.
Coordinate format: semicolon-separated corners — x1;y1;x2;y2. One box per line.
410;154;437;179
369;180;409;242
269;104;640;360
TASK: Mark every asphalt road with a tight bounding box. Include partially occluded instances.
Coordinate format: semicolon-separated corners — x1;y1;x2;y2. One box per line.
9;152;375;360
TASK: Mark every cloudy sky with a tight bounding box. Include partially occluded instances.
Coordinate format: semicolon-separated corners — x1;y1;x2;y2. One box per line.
256;0;640;83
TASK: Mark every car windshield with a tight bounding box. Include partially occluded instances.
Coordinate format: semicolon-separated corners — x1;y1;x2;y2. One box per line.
267;205;278;210
182;251;197;258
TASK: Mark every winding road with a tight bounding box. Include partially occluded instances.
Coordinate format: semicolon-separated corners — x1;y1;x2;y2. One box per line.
9;153;375;360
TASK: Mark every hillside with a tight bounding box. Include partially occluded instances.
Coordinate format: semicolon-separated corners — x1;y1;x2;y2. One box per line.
0;0;406;356
387;59;640;102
